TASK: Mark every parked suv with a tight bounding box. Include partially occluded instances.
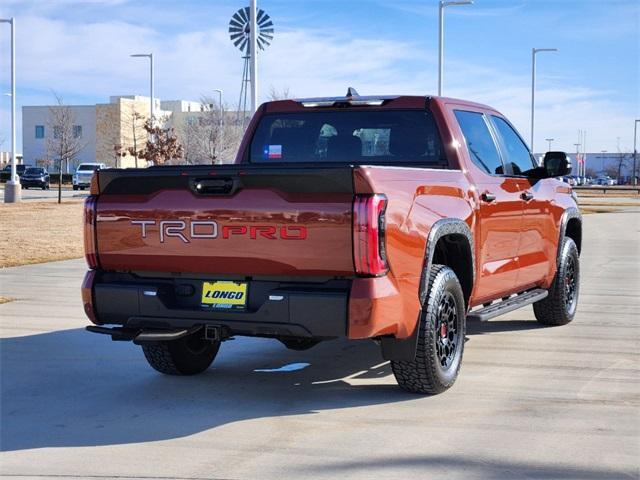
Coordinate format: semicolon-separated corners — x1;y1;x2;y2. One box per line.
82;92;582;394
73;163;105;190
2;164;26;177
20;167;50;190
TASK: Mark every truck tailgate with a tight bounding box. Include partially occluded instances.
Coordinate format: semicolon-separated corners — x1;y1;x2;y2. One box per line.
94;166;355;276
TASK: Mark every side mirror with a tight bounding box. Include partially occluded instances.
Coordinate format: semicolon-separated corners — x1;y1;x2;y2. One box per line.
543;151;571;178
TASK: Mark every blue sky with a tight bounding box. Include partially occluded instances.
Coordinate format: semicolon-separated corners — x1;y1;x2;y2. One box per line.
0;0;638;154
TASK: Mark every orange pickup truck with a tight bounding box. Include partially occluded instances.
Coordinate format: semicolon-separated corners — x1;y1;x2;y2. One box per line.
82;91;581;394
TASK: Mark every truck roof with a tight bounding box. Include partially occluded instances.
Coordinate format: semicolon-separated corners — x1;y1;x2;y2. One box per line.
263;91;496;114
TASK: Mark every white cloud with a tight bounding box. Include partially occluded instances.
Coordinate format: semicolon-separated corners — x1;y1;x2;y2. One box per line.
0;10;636;154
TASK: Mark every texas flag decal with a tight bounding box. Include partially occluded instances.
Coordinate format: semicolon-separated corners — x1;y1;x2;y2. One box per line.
263;144;282;160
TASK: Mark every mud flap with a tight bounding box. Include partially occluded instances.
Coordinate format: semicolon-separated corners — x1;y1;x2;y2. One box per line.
380;319;419;361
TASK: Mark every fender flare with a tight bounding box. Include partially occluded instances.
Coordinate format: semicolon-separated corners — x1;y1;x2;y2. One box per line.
419;218;475;305
381;218;474;361
557;207;581;266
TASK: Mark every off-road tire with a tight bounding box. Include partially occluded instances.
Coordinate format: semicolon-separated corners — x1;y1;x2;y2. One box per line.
533;237;580;326
141;333;220;375
279;337;320;351
391;264;466;394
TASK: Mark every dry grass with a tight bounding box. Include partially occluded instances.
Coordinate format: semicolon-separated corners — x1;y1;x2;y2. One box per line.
0;200;84;268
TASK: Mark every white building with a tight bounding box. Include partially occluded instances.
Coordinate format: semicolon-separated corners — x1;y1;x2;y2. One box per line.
22;104;97;170
21;95;201;171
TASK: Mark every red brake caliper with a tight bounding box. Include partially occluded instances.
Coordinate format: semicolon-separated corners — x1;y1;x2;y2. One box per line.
440;322;447;338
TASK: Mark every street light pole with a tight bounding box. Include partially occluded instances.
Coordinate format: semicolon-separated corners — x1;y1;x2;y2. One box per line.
545;138;554;151
1;17;20;203
130;53;154;124
633;119;639;185
213;89;224;128
530;47;558;152
438;1;473;96
249;0;258;113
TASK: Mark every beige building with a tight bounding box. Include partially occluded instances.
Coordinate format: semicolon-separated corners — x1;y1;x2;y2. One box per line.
22;95;201;170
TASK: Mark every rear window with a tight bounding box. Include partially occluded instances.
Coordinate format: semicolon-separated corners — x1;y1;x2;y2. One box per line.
78;164;100;171
249;110;448;167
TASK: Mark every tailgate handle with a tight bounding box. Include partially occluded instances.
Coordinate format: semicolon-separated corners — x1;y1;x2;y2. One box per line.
191;178;240;196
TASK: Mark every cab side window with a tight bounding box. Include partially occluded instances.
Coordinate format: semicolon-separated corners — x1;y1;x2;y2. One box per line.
491;116;536;176
454;110;504;175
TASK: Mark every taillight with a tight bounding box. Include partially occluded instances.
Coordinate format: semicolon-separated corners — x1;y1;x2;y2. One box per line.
353;194;388;276
83;195;99;269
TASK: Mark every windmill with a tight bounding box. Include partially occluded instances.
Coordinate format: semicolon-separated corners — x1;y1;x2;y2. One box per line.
229;6;274;126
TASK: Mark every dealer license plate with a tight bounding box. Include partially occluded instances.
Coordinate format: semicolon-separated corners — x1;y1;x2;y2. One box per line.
201;281;248;310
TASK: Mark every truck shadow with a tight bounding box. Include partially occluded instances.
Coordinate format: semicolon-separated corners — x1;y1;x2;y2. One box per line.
1;328;415;452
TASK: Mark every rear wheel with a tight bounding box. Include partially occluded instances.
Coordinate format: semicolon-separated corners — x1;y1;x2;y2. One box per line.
391;264;466;394
73;185;78;191
141;332;220;375
533;237;580;326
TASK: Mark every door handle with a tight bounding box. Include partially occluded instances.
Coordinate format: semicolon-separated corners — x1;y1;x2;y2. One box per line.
521;191;534;201
481;192;496;203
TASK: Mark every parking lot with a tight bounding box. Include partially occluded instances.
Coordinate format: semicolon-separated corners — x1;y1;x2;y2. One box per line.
0;210;638;479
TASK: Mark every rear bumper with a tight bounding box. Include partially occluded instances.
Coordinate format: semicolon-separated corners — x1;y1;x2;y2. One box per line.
83;271;349;339
82;268;420;341
21;179;48;187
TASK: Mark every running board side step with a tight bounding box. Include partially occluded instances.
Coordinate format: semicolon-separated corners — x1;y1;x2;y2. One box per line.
467;289;548;322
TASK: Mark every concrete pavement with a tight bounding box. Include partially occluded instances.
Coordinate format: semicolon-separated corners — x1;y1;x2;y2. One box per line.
0;211;638;479
0;185;88;202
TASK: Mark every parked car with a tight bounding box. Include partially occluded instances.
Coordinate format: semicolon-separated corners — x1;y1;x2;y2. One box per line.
595;175;616;186
2;164;26;177
73;163;106;190
20;167;50;190
82;92;582;395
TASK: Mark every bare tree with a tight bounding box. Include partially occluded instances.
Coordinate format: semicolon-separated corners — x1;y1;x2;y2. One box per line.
45;93;85;203
585;167;598;178
267;86;293;101
615;150;631;184
121;104;147;168
177;97;243;165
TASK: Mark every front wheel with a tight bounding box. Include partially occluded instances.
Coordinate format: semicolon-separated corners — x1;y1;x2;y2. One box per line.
141;332;221;375
391;264;466;394
533;237;580;326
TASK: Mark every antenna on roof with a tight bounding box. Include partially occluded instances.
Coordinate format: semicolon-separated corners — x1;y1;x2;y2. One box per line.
346;87;359;97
